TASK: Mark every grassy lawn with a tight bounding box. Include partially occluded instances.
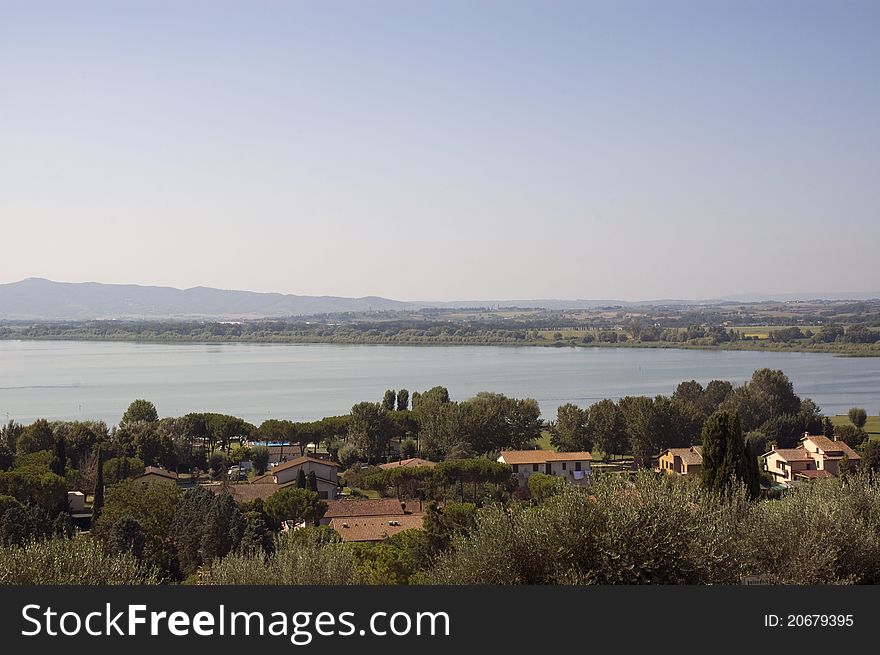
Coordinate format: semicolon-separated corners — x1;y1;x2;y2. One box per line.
831;414;880;439
341;487;381;499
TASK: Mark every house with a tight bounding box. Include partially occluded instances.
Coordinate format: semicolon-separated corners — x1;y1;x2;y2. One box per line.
270;456;340;499
328;512;426;542
799;434;861;477
762;433;860;484
497;450;592;486
132;466;179;485
378;457;436;470
658;446;703;476
319;498;407;526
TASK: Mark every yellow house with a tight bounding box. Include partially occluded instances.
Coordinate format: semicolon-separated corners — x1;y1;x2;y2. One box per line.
658;446;703;476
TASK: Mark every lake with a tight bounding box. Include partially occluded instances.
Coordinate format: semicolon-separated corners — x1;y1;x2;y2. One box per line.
1;340;878;425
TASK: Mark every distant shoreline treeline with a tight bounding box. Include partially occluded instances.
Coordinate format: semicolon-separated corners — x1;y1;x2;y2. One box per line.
1;325;878;356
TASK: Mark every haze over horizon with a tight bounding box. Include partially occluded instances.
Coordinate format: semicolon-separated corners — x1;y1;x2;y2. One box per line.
2;1;878;301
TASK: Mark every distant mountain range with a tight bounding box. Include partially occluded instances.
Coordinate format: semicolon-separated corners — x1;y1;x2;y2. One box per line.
0;278;878;321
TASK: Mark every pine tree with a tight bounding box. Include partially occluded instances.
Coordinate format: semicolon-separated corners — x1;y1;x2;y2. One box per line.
296;468;307;489
92;446;105;526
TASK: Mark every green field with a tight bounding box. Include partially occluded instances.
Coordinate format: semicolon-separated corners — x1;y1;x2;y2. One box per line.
831;414;880;439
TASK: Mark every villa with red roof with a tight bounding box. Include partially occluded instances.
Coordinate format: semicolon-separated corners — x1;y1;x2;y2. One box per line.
762;433;861;484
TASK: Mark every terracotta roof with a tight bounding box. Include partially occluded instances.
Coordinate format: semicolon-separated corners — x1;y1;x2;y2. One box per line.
323;498;406;519
764;448;811;463
802;435;861;461
663;447;703;466
251;473;276;484
136;466;178;480
378;458;437;470
329;513;426;542
272;455;340;474
499;450;593;465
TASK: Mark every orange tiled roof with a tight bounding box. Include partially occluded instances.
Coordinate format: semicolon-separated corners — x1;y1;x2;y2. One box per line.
329;513;425;542
500;450;593;465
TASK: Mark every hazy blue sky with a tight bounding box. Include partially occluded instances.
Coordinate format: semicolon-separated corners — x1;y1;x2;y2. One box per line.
1;1;878;301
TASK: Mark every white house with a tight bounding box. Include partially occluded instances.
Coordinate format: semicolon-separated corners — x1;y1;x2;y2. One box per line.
269;455;340;499
497;450;593;488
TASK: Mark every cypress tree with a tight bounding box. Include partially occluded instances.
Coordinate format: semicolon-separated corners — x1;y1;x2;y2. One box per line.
52;434;67;477
308;470;318;493
92;446;105;526
701;410;755;496
296;468;307;489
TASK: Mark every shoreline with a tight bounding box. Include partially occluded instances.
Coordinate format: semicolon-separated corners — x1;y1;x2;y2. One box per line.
2;334;878;357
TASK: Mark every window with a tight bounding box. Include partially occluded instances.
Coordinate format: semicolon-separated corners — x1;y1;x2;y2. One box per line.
532;464;539;472
575;462;582;471
512;464;519;473
562;462;567;470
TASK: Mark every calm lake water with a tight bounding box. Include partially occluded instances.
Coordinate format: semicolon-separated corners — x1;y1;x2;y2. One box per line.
1;340;878;425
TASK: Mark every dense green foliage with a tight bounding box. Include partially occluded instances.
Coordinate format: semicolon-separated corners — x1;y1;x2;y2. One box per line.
425;472;880;585
0;537;158;585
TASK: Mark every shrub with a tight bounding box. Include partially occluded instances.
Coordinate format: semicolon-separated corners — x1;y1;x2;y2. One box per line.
203;534;361;585
0;536;158;585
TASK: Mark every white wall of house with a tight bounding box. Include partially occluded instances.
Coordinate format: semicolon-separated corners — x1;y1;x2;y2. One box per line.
273;460;339;499
505;459;592;485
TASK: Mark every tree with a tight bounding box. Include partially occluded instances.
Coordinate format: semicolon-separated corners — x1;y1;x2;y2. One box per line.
296;468;307;489
700;410;758;498
93;479;183;579
263;487;327;527
171;486;215;577
550;403;591;452
239;513;274;556
121;399;159;426
308;470;318;493
338;443;361;468
383;389;397;412
1;421;24;453
849;408;868;429
399;438;418;459
251;445;270;475
528;472;565;502
200;493;245;565
103;456;145;485
106;516;146;559
822;416;835;439
834;424;868;449
0;443;12;472
0;505;52;546
51;434;67;477
396;389;410;412
348;402;392;463
860;440;880;473
589;399;628;459
92;446;105;525
16;419;55;455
